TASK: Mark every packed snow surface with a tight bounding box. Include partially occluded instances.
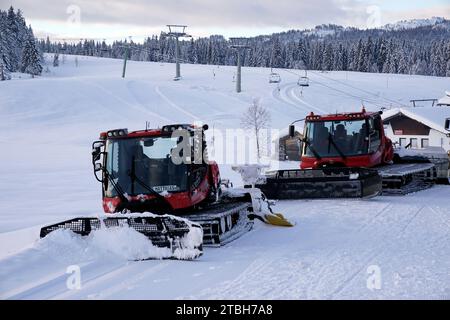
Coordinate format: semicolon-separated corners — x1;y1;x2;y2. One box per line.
0;55;449;299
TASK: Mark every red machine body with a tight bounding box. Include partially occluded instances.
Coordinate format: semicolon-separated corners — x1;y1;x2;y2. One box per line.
93;124;221;214
300;109;394;169
102;162;220;213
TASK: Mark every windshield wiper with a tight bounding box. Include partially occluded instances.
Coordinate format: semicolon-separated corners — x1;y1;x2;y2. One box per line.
327;133;347;160
105;169;129;204
304;138;322;160
128;156;166;200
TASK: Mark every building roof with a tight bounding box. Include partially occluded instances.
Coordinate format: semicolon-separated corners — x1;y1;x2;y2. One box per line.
437;91;450;106
382;107;450;134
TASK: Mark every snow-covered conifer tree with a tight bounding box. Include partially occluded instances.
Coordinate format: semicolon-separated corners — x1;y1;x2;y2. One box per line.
20;31;42;76
53;53;59;67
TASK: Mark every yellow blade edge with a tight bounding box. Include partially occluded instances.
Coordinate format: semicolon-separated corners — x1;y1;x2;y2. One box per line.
264;213;294;227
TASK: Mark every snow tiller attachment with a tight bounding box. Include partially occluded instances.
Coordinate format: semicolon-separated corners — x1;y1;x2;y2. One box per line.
40;215;203;260
184;201;254;246
256;167;382;199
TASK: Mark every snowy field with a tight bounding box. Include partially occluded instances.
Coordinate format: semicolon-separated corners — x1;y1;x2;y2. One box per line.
0;55;449;299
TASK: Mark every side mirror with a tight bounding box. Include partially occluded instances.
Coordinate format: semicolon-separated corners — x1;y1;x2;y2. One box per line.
92;147;101;161
445;118;450;131
92;141;105;182
289;125;295;138
92;141;105;159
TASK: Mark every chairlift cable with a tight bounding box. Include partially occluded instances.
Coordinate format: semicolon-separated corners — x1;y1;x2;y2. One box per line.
308;70;405;107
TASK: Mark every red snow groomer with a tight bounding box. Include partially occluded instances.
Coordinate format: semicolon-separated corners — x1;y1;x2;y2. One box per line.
258;108;446;199
40;124;291;260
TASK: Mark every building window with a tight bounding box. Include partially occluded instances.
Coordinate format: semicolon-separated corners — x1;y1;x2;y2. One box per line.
421;138;429;148
399;138;407;146
410;138;418;148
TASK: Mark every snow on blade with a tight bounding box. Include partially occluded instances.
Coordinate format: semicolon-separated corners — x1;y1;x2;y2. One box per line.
173;226;204;260
37;222;202;262
37;227;173;261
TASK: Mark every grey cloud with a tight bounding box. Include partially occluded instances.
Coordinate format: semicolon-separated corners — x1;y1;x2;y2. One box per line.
9;0;362;29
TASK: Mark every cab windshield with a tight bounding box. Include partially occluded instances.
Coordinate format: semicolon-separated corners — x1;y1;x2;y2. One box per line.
304;119;369;158
105;136;188;197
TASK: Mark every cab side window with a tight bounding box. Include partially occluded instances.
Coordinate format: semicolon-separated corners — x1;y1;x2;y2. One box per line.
369;117;381;152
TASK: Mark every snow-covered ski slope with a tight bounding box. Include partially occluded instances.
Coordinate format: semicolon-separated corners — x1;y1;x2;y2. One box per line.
0;55;449;299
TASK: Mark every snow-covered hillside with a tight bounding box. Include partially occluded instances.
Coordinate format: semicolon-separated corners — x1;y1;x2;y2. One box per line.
383;17;449;31
0;55;449;299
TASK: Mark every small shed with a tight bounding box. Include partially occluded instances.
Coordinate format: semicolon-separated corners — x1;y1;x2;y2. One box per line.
275;127;304;161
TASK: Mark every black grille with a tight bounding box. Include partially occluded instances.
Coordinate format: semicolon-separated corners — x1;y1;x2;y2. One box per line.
40;216;193;249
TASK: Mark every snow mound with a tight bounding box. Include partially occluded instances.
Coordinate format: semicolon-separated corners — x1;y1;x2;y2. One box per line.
173;226;203;260
88;226;175;260
37;226;188;262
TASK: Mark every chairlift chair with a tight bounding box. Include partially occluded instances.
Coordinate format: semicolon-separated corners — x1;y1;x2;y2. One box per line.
269;72;281;84
297;69;309;87
298;76;309;87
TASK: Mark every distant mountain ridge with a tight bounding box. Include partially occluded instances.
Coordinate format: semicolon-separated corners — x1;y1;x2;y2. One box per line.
381;17;449;31
267;17;450;42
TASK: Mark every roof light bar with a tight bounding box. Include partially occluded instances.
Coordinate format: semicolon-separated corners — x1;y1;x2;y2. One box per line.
162;124;197;133
106;129;128;138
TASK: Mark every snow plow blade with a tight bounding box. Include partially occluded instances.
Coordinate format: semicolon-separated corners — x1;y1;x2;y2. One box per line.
263;213;294;227
256;167;382;199
40;216;203;260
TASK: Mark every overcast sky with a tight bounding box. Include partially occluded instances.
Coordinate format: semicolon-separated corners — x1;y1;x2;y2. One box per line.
6;0;450;42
